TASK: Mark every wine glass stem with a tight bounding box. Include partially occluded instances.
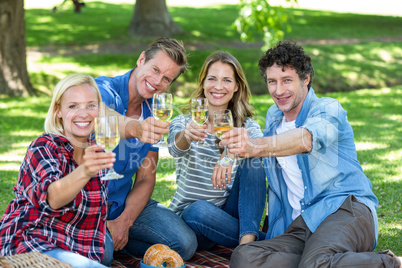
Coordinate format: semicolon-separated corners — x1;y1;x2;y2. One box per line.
224;145;229;158
160;134;164;142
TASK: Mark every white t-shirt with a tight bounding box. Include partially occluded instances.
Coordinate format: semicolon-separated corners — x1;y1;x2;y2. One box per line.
276;116;304;220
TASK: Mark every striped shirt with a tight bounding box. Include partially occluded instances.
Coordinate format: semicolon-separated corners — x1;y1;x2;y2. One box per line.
0;134;108;262
167;114;263;214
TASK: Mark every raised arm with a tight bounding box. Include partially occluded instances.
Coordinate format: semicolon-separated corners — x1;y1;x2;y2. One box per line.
47;144;115;209
221;127;312;158
101;102;170;144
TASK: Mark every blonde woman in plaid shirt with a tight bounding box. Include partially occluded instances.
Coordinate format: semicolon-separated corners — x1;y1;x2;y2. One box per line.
0;74;114;267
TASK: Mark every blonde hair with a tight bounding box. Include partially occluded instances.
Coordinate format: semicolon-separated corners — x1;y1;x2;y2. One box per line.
185;51;254;127
144;38;188;82
44;74;102;136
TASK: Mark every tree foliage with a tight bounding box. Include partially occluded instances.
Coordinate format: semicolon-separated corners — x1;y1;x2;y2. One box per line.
234;0;297;51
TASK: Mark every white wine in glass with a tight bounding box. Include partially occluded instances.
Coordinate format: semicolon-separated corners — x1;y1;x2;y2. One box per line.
213;109;234;165
191;98;208;146
152;93;173;147
94;116;123;180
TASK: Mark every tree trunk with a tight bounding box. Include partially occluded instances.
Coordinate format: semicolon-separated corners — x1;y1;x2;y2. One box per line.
129;0;183;38
0;0;35;97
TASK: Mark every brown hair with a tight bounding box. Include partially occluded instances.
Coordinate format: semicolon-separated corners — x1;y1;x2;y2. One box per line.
185;51;254;127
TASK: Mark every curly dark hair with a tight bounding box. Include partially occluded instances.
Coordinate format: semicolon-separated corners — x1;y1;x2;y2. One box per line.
258;40;314;89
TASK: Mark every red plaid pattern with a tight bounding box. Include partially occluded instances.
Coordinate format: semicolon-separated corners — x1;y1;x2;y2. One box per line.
0;134;108;262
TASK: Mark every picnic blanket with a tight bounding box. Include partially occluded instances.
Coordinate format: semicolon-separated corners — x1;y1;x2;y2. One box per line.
111;245;233;268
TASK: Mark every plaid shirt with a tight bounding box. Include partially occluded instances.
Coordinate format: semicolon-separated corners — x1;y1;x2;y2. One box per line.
0;134;108;262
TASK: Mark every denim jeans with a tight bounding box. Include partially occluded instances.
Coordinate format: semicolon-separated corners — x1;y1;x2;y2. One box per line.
103;230;114;266
181;157;267;250
44;248;107;268
117;199;197;261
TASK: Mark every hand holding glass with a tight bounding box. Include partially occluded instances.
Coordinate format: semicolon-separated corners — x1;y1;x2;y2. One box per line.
94;116;123;180
152;93;173;147
213;109;234;165
191;98;208;146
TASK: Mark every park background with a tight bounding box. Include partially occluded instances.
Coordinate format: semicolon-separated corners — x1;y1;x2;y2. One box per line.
0;0;401;255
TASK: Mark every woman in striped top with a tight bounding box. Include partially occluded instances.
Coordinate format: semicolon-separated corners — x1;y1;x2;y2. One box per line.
168;51;267;250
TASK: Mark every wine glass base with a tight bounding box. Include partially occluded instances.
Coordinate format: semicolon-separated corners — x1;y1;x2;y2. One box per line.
217;157;235;166
101;172;124;180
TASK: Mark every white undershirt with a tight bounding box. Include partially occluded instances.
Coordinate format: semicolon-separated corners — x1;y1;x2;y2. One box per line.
275;116;304;220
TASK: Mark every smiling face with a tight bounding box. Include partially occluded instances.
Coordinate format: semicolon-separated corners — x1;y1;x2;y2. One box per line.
203;61;239;110
131;50;182;100
56;83;99;143
266;63;310;121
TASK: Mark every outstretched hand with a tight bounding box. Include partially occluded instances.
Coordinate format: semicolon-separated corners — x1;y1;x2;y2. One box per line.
182;120;208;143
82;144;115;178
136;117;170;144
220;128;256;158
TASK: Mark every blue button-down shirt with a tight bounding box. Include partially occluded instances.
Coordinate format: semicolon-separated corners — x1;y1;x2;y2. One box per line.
95;70;158;220
263;88;379;244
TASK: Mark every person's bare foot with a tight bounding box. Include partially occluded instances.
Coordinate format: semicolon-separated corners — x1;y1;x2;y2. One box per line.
239;234;257;245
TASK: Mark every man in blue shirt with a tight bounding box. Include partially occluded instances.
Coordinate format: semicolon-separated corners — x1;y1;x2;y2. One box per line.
222;41;401;267
95;38;197;261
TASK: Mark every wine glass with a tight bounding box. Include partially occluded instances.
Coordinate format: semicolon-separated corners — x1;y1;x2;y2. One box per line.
191;98;208;146
213;109;234;165
94;116;124;180
152;93;173;147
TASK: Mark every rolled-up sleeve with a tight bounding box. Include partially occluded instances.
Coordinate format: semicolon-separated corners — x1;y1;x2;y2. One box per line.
302;98;347;153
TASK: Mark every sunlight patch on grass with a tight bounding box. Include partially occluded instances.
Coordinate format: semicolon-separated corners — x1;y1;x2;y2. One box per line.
0;163;20;171
0;154;24;162
190;30;202;37
349;121;365;127
333;54;346;61
380;149;402;162
348;53;365;61
157;173;177;183
378;223;402;231
384;114;402;122
374;49;394;63
355;142;387;151
10;131;43;138
28;59;92;76
345;72;358;81
361;162;381;172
